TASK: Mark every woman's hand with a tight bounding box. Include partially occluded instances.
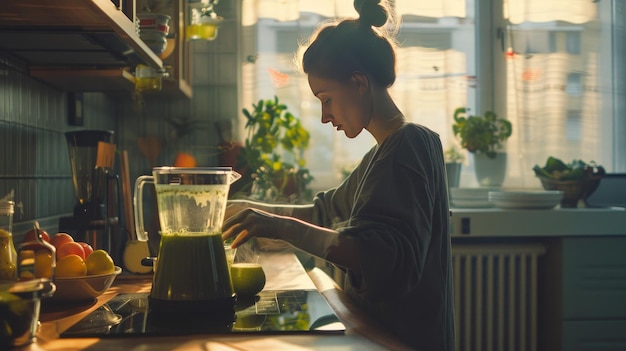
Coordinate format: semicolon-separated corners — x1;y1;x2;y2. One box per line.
225;200;249;220
222;208;283;249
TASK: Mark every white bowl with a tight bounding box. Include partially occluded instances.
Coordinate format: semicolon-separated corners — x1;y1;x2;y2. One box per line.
137;13;171;28
51;266;121;302
140;30;168;54
488;190;563;209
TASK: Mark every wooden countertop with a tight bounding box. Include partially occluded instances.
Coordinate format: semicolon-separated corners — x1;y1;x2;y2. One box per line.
14;251;412;351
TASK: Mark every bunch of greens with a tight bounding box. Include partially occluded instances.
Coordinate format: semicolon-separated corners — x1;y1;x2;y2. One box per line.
532;156;605;181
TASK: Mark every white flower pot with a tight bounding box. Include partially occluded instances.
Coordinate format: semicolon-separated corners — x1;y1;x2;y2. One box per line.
473;152;507;187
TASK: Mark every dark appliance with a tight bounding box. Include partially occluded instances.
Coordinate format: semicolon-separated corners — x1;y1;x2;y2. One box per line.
59;130;121;259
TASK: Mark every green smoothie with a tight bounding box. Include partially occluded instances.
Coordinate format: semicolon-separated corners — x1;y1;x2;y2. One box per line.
230;263;266;297
151;233;233;301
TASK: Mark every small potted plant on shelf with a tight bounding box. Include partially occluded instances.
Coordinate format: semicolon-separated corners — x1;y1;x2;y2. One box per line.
444;144;464;189
452;107;512;159
235;96;313;203
452;107;512;186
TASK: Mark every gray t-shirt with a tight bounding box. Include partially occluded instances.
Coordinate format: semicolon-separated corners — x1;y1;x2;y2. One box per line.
311;123;454;351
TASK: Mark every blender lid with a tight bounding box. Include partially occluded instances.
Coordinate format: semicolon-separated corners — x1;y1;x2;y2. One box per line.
154;166;233;173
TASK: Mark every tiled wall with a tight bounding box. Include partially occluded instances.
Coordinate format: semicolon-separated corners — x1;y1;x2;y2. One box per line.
0;55;120;236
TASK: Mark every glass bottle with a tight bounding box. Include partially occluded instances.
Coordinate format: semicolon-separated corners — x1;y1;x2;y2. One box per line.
0;200;17;282
186;0;223;41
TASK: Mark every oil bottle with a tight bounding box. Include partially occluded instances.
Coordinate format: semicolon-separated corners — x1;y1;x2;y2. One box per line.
0;200;17;282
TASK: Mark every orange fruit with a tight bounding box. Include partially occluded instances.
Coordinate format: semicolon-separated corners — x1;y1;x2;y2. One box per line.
173;152;197;167
85;250;115;275
51;233;74;251
78;242;94;257
57;241;86;260
56;254;87;277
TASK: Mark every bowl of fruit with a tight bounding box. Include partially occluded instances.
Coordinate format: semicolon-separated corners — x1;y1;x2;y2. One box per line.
20;230;121;302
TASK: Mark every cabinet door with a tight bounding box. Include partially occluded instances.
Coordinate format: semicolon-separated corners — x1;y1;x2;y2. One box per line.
562;237;626;319
136;0;192;98
563;320;626;351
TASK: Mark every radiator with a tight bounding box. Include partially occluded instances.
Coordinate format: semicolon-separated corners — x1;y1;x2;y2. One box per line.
452;244;547;351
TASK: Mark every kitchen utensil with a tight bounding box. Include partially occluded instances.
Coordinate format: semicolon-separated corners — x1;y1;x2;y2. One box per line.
17;222;56;280
65;130;115;218
60;131;121;255
120;151;151;274
133;167;240;311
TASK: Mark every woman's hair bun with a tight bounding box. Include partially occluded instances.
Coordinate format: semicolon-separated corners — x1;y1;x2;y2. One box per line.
354;0;388;28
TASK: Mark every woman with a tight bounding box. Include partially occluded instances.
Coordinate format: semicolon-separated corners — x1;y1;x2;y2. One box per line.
223;0;454;349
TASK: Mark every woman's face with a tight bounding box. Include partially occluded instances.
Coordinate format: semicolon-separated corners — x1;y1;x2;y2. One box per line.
308;73;371;138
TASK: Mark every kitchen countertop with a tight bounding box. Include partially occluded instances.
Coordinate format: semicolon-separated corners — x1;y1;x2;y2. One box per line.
15;251;412;351
450;206;626;237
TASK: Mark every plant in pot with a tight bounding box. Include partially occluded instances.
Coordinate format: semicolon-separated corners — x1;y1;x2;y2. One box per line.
444;144;464;189
452;107;512;186
235;96;313;203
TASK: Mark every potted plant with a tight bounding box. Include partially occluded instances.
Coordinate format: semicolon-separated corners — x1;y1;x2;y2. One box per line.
444;145;464;189
452;107;512;186
235;96;313;203
452;107;512;159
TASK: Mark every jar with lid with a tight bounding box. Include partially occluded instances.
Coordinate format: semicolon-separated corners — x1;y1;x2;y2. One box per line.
186;0;223;41
0;200;17;282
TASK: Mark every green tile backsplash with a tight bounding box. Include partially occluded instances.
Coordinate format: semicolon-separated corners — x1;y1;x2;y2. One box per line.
0;54;119;236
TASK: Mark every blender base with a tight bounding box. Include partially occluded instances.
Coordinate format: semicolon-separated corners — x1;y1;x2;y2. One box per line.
147;295;236;333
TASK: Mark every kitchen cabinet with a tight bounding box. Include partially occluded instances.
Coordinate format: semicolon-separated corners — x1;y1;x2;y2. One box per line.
0;0;192;98
142;0;193;99
542;237;626;351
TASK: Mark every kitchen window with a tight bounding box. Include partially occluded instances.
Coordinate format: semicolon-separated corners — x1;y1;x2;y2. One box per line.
240;0;626;191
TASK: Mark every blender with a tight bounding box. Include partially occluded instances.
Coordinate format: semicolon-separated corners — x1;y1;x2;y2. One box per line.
59;130;120;258
134;167;241;328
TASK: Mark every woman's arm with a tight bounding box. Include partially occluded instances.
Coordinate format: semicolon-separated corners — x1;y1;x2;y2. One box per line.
226;199;315;222
222;207;361;274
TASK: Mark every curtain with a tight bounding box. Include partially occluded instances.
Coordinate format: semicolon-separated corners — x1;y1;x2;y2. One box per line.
241;0;467;26
504;0;596;24
503;0;607;188
241;0;615;190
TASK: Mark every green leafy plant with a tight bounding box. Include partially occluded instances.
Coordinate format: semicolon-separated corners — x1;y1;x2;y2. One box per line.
444;145;464;164
452;107;512;159
237;96;313;202
532;156;605;181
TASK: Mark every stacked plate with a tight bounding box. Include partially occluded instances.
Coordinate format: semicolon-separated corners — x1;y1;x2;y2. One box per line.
449;187;500;208
137;13;171;55
488;190;564;209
